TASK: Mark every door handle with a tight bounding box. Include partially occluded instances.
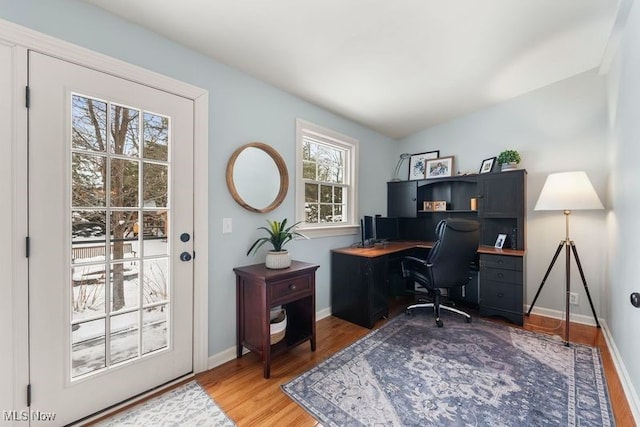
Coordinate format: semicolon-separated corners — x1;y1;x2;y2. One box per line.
180;233;191;242
180;252;192;262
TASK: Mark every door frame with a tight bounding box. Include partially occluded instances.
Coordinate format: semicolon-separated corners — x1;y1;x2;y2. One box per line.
0;17;209;414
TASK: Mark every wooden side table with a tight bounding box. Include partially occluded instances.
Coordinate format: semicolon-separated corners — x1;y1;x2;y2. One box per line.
234;260;319;378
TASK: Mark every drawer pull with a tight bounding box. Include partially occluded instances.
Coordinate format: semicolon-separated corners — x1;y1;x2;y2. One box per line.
497;273;504;279
289;284;297;291
497;259;504;264
497;292;504;298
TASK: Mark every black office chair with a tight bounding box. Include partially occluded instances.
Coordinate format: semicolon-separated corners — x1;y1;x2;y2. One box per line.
401;218;479;327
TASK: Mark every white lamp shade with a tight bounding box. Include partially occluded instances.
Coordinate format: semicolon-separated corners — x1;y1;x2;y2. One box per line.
534;171;604;211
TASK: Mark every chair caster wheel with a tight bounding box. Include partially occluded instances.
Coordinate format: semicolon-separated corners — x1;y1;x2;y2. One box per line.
435;319;443;328
465;317;472;323
405;309;412;316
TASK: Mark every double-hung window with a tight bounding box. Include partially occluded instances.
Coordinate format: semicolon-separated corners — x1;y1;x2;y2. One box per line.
295;119;359;238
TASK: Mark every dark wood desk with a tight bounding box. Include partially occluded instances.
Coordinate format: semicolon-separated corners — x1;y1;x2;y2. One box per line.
331;241;526;328
234;261;319;378
331;241;525;258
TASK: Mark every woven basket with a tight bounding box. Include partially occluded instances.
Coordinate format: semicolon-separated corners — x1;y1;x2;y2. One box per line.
270;309;287;345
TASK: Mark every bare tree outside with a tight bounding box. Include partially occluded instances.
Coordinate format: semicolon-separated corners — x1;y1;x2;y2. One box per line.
71;95;168;313
302;138;346;224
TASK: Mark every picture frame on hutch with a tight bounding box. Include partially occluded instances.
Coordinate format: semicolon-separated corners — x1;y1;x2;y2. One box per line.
408;150;439;180
494;233;507;249
425;156;454;178
480;157;496;174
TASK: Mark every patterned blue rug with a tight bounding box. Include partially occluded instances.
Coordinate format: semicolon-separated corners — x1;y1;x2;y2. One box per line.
96;381;235;426
282;313;614;426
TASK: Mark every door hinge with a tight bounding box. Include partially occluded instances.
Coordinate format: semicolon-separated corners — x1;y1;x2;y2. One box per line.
26;384;31;407
25;86;30;109
25;236;30;258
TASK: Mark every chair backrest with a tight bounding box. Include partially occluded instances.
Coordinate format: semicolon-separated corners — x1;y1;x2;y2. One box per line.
427;218;479;288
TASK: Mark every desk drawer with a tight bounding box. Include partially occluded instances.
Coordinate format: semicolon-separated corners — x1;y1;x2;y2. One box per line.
271;276;311;304
480;254;522;271
482;268;521;285
480;281;522;312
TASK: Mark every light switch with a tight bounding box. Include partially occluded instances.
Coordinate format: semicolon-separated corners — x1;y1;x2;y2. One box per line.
222;218;233;234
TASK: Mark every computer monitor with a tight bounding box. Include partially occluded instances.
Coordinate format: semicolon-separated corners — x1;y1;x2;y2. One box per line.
363;216;374;241
375;217;399;241
359;216;375;247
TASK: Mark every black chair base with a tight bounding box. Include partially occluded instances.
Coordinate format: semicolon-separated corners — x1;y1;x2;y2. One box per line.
406;302;472;327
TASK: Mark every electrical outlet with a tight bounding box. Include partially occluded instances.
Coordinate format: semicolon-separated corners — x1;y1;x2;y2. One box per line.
569;292;579;305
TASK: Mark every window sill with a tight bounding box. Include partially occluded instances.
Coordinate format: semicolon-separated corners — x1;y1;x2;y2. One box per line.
297;224;359;239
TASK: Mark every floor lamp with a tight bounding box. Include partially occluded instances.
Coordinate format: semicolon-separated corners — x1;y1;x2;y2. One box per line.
526;171;604;346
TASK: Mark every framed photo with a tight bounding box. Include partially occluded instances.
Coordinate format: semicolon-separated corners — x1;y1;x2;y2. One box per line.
480;157;496;174
425;156;454;178
408;151;440;180
494;233;507;249
433;201;447;211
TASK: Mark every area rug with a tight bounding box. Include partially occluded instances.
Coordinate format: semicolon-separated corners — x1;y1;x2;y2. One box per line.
96;381;235;426
282;313;614;426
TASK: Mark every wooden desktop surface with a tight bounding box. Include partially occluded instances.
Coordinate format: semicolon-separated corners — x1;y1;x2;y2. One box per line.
331;241;526;258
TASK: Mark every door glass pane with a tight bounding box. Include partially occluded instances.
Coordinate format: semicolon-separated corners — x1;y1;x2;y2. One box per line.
142;212;168;256
72;265;106;322
72;153;106;207
143;112;169;161
110;211;139;261
72;210;107;264
143;259;169;305
110;311;139;364
71;318;106;378
110;261;139;313
72;95;106;152
142;305;168;355
110;159;139;207
143;162;168;208
110;104;139;157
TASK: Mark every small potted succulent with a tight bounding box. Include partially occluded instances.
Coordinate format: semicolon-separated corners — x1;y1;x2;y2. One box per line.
247;219;308;269
497;149;521;171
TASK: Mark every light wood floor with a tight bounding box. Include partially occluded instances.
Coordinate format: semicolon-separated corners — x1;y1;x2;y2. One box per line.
197;303;636;427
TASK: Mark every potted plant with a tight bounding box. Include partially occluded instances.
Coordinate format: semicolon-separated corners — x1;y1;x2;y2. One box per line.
247;219;308;269
497;149;521;171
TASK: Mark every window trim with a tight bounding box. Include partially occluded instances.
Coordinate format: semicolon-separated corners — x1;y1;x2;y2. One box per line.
295;119;359;238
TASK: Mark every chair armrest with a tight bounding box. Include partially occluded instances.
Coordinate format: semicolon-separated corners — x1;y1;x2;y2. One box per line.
401;256;431;277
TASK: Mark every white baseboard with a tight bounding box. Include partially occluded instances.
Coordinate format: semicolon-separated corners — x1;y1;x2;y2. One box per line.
600;319;640;425
525;305;601;326
208;306;334;371
527;305;640;424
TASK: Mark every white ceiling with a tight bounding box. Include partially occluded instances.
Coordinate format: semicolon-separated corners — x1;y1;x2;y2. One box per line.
82;0;621;139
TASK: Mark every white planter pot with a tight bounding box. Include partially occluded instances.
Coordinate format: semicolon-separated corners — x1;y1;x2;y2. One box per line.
265;250;291;269
501;162;518;171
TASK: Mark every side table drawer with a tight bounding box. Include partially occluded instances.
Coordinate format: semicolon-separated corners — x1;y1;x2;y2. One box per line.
271;276;311;304
480;281;522;312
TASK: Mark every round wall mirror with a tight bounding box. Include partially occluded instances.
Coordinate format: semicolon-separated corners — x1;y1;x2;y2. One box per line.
226;142;289;213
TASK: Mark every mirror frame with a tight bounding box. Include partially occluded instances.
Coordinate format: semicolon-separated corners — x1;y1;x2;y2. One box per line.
225;142;289;213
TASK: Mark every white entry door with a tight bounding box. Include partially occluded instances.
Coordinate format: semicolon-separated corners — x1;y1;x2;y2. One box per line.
28;51;195;425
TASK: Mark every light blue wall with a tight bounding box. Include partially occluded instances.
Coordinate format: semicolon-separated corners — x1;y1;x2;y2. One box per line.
606;0;640;418
0;0;396;356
